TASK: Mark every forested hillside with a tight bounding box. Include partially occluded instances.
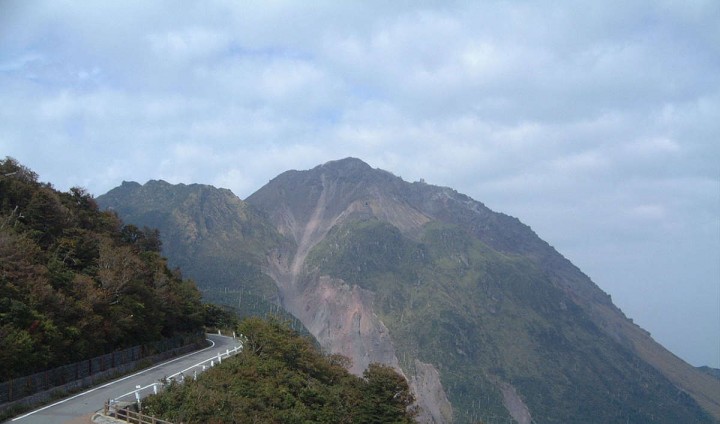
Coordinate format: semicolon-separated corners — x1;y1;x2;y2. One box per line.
143;317;416;424
0;157;205;381
96;180;297;323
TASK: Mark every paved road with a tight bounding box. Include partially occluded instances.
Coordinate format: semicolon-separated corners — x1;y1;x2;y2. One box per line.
5;334;240;424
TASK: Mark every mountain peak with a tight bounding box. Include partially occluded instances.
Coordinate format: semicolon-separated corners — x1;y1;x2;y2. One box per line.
120;180;141;188
309;157;390;182
317;157;371;171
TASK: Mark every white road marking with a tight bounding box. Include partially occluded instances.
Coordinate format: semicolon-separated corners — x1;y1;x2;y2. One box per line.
11;338;219;421
111;344;242;402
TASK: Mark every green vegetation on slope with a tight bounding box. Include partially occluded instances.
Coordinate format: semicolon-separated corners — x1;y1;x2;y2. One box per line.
0;158;205;381
305;218;712;423
143;317;416;424
96;180;296;324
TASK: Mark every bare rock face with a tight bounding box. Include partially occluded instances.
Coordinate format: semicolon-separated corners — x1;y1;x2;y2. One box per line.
496;380;532;424
283;276;453;422
410;360;454;424
257;161;452;422
294;275;399;375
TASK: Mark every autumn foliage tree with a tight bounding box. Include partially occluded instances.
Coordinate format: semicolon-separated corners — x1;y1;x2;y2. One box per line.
0;157;205;381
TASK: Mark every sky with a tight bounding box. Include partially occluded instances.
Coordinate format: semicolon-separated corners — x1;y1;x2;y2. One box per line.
1;1;718;368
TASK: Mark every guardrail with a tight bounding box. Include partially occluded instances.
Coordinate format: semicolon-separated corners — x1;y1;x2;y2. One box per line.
0;333;204;405
103;334;243;423
108;344;242;406
0;333;206;418
102;404;174;424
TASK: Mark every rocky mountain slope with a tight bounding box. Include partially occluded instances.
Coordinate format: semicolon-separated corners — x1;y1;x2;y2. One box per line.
98;158;719;423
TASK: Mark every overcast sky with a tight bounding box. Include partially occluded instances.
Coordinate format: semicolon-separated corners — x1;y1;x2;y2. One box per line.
1;1;718;367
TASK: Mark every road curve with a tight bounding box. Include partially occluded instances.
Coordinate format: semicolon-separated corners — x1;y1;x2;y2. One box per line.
5;334;239;424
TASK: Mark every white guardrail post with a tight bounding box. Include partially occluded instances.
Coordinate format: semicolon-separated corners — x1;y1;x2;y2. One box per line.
107;335;244;410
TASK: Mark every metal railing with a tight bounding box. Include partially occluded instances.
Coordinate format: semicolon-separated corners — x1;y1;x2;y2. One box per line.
0;333;205;413
108;344;242;406
103;403;174;424
103;334;243;424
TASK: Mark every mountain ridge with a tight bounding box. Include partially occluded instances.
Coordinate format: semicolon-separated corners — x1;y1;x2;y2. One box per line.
98;178;297;323
98;158;719;423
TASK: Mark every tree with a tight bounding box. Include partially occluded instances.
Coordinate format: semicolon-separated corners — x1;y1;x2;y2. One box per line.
359;363;416;424
144;317;417;424
0;156;38;184
97;238;139;305
120;224;162;253
24;188;68;247
0;159;205;380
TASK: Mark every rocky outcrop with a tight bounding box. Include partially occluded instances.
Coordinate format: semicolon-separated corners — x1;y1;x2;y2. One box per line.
410;360;454;424
496;380;532;424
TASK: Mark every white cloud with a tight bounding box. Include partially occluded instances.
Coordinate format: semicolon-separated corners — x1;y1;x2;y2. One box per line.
148;27;231;62
626;204;667;221
626;137;681;155
549;150;609;174
1;0;718;367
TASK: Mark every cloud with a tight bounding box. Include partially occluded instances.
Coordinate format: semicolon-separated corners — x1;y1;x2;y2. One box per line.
148;27;231;63
1;0;718;367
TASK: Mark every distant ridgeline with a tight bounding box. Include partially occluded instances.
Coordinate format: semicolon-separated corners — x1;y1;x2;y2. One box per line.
96;179;308;333
98;157;720;423
0;157;205;382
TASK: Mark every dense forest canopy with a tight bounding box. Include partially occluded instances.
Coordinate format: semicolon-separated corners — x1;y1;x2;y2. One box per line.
143;317;416;424
0;157;205;380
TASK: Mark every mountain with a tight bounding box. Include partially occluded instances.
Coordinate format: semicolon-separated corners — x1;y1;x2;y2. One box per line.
699;366;720;381
98;158;720;423
97;180;300;322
